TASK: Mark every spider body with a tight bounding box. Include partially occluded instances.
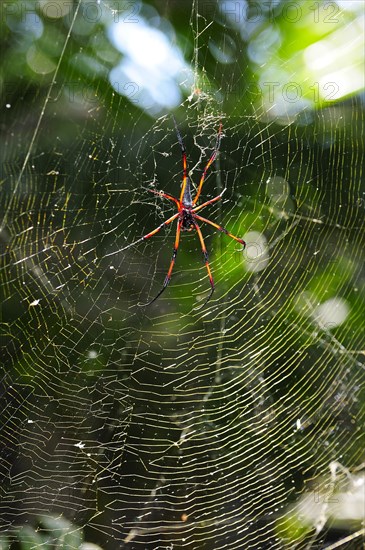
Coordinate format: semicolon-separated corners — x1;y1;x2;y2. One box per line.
137;116;246;309
182;177;193;208
181;209;195;232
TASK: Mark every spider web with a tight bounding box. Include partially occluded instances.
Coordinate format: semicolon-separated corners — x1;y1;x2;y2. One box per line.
1;1;365;549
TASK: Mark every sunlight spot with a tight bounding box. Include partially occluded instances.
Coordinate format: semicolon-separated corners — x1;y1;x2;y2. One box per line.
312;297;349;329
266;176;295;215
304;16;365;100
39;0;72;19
108;15;192;113
337;0;365;11
26;45;56;74
209;34;237;64
266;176;289;198
243;231;269;272
79;544;105;550
247;26;281;65
6;12;44;39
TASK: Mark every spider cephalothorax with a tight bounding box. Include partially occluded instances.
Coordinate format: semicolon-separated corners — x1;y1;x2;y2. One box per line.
135;116;245;309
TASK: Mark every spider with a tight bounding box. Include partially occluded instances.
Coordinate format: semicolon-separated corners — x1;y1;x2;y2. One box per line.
136;116;246;308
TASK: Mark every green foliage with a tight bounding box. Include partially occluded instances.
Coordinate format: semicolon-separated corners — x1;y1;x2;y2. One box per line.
3;516;104;550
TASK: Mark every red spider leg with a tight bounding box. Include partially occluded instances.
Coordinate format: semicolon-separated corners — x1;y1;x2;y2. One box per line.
193;221;215;309
116;212;179;255
138;220;182;307
194;214;246;246
172;116;189;205
147;188;180;207
141;212;179;240
192;188;226;214
193;122;223;206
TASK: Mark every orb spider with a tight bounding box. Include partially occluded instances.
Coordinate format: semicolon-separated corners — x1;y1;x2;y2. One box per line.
136;116;246;309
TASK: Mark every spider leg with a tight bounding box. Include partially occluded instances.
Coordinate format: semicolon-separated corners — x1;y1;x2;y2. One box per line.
142;212;180;239
193;122;222;206
193;221;215;310
194;214;246;246
138;220;182;307
172;116;189;205
192;188;226;213
109;212;179;257
147;188;180;207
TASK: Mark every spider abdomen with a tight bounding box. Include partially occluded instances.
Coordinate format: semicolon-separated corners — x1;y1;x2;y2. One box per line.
181;209;195;231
